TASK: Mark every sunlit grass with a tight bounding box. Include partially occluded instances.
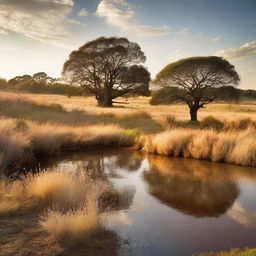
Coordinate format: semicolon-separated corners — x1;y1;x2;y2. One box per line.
0;168;122;255
136;128;256;166
193;248;256;256
0;118;133;172
0;92;162;133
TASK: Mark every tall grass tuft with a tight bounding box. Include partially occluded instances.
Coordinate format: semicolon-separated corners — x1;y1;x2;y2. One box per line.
137;128;256;167
0;118;133;172
0;168;122;253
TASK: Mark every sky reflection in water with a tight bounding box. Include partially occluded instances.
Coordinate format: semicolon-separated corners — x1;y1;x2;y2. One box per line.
41;149;256;256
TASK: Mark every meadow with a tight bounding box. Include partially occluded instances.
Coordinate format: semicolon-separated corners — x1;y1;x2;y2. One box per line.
1;90;256;255
1;91;256;170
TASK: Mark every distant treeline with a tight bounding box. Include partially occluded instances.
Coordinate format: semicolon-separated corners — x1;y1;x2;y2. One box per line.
0;71;150;97
0;72;85;96
150;86;256;105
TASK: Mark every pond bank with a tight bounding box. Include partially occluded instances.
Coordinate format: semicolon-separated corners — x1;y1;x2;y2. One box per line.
0;118;134;174
136;128;256;167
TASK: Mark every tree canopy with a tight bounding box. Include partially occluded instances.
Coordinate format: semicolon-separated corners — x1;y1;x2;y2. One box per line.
6;73;84;96
62;37;150;106
154;56;240;121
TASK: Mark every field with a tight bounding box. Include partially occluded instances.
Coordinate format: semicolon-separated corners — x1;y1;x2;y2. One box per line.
2;90;256;169
1;90;256;256
1;90;256;123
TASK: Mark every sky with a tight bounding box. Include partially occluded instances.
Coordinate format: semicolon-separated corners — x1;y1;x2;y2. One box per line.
0;0;255;88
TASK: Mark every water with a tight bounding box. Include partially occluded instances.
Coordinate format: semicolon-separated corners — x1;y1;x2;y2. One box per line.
41;148;256;256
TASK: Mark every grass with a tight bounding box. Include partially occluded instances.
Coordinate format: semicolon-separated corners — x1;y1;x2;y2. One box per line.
0;93;162;133
2;90;256;130
136;128;256;166
0;118;134;173
165;114;256;131
193;248;256;256
1;91;256;254
0;168;125;255
2;90;256;170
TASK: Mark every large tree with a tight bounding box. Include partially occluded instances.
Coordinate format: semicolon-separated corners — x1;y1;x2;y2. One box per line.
154;56;240;121
62;37;149;107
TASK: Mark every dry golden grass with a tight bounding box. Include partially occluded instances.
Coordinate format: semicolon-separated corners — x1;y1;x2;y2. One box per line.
137;128;256;167
0;92;162;133
0;168;120;256
193;248;256;256
40;206;101;242
2;91;256;124
1;90;256;168
0;118;133;172
0;178;26;213
38;175;104;242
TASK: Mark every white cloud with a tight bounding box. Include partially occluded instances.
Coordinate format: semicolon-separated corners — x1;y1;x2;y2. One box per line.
96;0;171;37
194;32;203;38
0;0;81;47
212;35;222;42
0;28;7;35
39;0;73;4
168;49;187;62
191;31;222;42
178;27;189;35
228;202;256;229
216;40;256;60
78;8;88;17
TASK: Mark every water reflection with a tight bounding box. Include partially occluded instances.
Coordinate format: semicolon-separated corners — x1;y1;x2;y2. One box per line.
36;149;143;176
34;149;256;255
144;156;241;217
228;202;256;228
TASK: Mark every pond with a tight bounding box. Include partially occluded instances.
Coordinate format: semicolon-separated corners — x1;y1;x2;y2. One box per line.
39;148;256;256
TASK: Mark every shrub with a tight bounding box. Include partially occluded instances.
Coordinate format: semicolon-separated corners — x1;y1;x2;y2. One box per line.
200;116;224;130
150;87;182;105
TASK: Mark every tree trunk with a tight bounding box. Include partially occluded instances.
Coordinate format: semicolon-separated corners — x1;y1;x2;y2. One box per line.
97;98;113;107
189;106;199;121
97;84;113;107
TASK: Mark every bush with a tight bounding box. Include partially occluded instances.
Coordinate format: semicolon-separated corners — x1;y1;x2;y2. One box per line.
150;87;181;105
200;116;224;130
0;78;8;90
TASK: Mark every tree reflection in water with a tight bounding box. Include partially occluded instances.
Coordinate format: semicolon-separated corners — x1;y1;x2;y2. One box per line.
144;155;242;218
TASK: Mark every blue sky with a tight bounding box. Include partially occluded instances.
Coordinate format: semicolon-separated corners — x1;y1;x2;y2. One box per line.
0;0;255;88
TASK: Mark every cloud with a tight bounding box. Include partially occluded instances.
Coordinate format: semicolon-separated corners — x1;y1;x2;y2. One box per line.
178;28;189;35
168;49;187;62
228;202;256;229
212;35;222;42
216;40;256;60
96;0;170;37
194;32;203;38
78;8;88;17
0;0;81;47
0;28;7;35
191;32;222;42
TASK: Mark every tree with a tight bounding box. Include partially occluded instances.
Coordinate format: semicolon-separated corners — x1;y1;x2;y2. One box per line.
123;65;151;96
154;56;240;121
33;72;47;84
150;87;181;105
0;78;8;90
62;37;149;107
8;75;33;89
214;86;241;103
